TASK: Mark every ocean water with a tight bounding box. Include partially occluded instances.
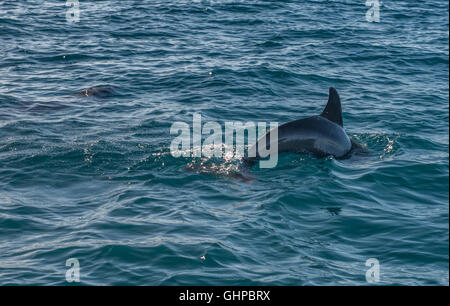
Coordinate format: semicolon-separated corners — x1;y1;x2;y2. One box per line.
0;0;448;285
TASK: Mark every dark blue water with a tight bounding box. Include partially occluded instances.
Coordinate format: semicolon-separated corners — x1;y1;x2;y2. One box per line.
0;0;448;285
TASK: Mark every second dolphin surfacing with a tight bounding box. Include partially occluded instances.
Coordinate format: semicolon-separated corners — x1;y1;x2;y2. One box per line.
244;87;363;167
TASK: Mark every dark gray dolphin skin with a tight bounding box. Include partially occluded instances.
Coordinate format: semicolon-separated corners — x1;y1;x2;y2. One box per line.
245;87;359;166
75;86;117;98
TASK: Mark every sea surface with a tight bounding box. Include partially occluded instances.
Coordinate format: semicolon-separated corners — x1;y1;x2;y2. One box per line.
0;0;448;285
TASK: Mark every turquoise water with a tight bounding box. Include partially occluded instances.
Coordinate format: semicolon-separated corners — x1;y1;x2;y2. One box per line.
0;0;448;285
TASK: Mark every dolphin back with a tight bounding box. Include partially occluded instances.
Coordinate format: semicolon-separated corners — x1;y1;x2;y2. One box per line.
245;87;353;164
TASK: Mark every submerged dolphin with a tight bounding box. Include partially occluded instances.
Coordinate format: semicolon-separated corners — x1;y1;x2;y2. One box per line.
245;87;361;166
75;86;117;98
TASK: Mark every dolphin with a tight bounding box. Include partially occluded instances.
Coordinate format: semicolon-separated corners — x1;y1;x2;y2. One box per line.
244;87;362;166
75;86;117;98
185;87;364;181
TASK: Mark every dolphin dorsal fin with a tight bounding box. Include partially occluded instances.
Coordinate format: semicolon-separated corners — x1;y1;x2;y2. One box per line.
320;87;343;127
